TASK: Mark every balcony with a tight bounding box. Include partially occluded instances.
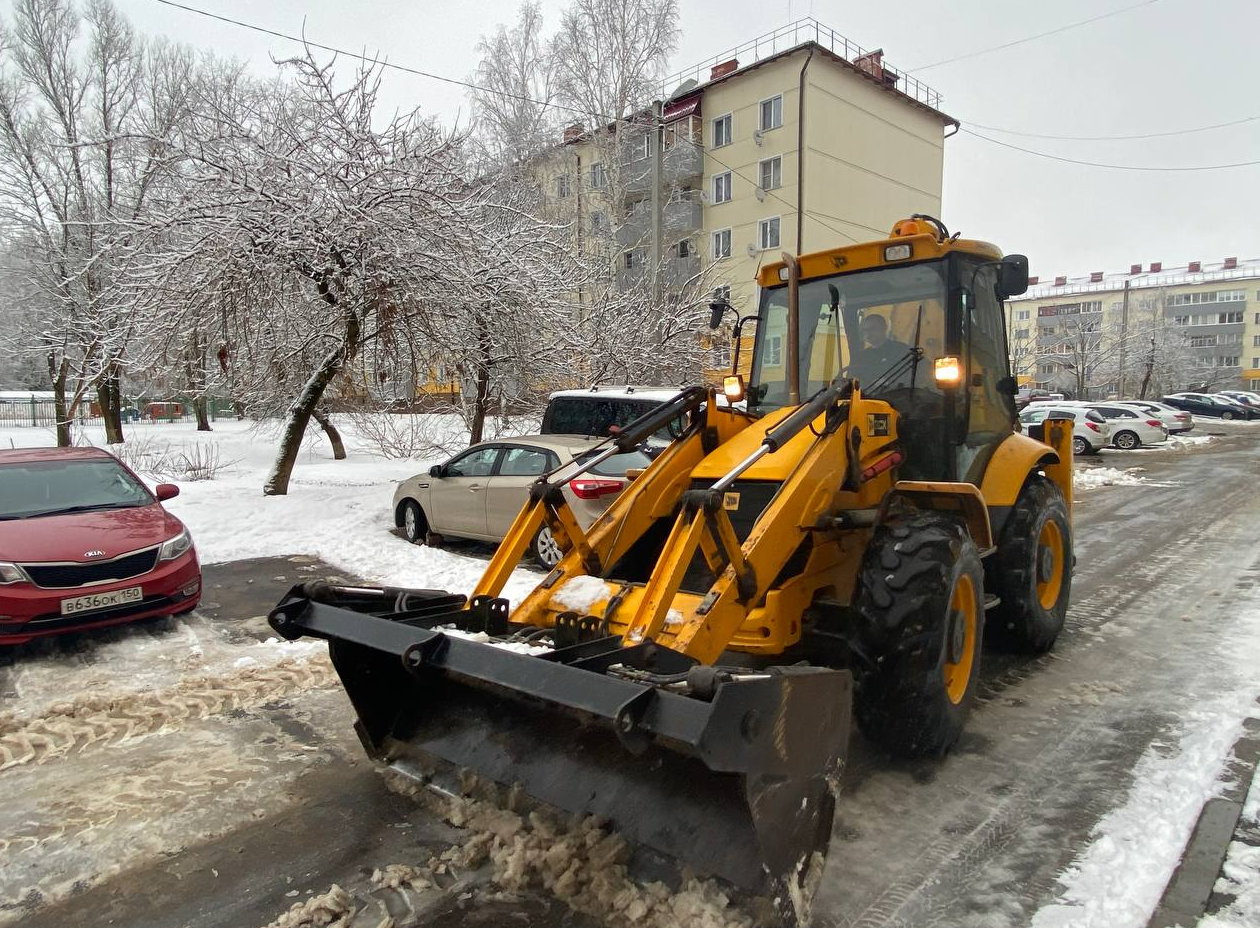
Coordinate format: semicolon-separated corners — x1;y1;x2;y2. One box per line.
615;254;701;293
615;192;704;247
622;142;704;196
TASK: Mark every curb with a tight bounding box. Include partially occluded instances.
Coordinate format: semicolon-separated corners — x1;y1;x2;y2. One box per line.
1146;716;1260;928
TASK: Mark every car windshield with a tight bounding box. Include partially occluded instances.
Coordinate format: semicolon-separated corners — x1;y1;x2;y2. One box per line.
0;458;152;520
547;396;683;444
578;448;653;476
749;259;949;412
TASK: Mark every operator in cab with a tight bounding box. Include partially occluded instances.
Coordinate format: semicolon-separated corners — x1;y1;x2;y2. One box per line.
849;313;913;389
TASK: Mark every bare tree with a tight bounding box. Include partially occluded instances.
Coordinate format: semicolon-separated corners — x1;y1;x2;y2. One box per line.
468;2;556;165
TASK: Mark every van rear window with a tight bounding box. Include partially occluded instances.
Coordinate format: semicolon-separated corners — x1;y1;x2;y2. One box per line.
545;397;684;443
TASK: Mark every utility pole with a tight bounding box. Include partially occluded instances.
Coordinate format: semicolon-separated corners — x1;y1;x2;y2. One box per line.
1117;279;1131;396
650;99;663;309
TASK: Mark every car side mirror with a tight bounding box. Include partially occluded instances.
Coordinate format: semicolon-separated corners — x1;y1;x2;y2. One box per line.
428;464;444;478
155;483;180;501
998;254;1029;298
997;375;1019;396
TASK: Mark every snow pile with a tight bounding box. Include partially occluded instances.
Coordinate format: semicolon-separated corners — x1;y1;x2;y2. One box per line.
436;625;552;656
1199;773;1260;928
665;608;685;627
551;575;612;613
258;883;353;928
382;770;754;928
1073;466;1147;490
1169;434;1216;450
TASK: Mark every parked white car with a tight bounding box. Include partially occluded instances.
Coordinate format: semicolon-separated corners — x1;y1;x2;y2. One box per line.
1019;405;1111;455
1123;400;1194;434
1085;403;1169;450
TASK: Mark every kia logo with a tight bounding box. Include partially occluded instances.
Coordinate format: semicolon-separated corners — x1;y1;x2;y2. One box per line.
83;550;106;558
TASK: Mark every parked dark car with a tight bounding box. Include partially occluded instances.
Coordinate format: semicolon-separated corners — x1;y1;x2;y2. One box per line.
1162;393;1256;420
0;447;201;645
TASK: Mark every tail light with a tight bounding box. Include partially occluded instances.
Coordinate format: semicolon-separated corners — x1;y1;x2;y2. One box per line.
1086;422;1101;432
568;478;624;500
1146;419;1163;427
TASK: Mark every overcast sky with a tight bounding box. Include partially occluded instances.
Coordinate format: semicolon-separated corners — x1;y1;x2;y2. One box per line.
116;0;1258;278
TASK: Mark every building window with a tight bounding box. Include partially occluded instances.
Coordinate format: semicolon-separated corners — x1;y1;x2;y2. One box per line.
624;251;636;270
1255;312;1260;324
757;217;781;250
1252;379;1260;390
1039;363;1056;375
1253;336;1260;347
556;174;570;199
1081;301;1102;313
1017;310;1030;320
590;211;606;234
715;284;731;302
711;228;732;259
590;162;606;189
1190;335;1218;348
711;113;732;148
1219;311;1243;324
1015;328;1029;340
710;341;732;368
758;156;782;191
712;171;732;203
758;95;783;131
676;239;692;258
1252;357;1260;368
765;334;783;365
637;133;651;160
1219;356;1240;367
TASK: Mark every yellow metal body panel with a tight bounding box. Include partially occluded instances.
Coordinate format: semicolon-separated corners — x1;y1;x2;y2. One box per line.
887;481;994;553
978;432;1061;509
757;231;1002;289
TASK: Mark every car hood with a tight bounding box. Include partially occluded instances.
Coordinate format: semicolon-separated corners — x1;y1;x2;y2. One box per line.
0;503;183;563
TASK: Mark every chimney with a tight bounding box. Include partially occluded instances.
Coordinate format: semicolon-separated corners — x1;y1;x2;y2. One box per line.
1054;276;1067;286
563;123;584;144
1224;256;1238;269
1149;262;1162;273
1090;271;1103;283
1028;275;1039;286
1188;261;1201;273
710;58;739;81
1129;264;1142;275
853;49;886;82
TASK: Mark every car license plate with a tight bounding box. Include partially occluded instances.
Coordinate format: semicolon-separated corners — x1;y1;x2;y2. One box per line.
60;586;143;616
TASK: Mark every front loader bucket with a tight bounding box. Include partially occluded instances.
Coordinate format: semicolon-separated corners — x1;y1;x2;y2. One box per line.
269;584;851;925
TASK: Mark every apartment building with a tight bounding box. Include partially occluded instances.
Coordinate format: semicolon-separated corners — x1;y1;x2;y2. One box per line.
541;19;956;375
1007;257;1260;397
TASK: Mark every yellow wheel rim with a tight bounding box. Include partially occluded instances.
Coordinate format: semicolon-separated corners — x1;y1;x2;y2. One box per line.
1036;521;1065;610
943;574;978;705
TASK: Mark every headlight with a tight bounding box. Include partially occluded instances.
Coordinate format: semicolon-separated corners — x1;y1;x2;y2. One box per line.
0;562;25;584
159;528;192;562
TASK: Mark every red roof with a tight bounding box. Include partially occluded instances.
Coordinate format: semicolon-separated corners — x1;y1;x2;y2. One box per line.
0;446;113;464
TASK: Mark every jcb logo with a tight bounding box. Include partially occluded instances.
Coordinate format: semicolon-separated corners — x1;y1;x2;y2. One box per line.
722;492;741;511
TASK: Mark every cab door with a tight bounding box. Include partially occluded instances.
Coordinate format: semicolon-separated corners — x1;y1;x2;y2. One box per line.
427;445;501;539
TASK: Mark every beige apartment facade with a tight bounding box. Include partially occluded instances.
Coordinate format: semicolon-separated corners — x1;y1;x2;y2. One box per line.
1007;258;1260;397
538;20;956;380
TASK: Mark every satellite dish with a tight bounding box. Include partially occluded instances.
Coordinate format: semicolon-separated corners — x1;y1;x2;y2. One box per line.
755;187;766;202
746;242;758;257
668;78;699;101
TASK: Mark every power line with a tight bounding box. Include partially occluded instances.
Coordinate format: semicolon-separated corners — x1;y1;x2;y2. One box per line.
963;114;1260;142
147;0;598;121
147;0;865;245
910;0;1168;72
961;127;1260;171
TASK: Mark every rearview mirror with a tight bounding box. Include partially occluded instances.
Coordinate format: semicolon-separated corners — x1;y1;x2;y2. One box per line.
998;254;1029;298
155;483;179;501
428;464;444;478
708;289;730;329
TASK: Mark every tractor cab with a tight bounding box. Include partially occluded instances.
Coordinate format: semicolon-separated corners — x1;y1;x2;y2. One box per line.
719;215;1028;483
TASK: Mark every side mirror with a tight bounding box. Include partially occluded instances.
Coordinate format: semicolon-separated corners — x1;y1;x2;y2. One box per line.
155;483;180;501
708;302;726;329
428;464;444;478
996;375;1019;396
998;254;1030;298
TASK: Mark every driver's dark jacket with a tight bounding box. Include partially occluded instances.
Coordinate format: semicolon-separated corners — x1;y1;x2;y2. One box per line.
850;339;912;389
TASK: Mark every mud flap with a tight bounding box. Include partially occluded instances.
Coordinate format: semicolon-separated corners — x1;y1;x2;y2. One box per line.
270;585;851;926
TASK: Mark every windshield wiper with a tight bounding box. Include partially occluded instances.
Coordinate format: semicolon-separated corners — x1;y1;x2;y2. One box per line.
30;502;141;518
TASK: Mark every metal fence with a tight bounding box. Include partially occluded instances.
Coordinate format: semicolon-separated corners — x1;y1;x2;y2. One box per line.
0;399;233;428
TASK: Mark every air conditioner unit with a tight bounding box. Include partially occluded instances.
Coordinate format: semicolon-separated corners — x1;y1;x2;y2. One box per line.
753;129;764;145
755;187;766;202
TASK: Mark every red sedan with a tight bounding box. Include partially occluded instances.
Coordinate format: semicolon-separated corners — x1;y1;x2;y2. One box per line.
0;447;201;645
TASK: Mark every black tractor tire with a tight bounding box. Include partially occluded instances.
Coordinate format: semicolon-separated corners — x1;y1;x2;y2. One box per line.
986;475;1072;654
1113;430;1140;450
854;514;985;757
400;500;428;544
531;525;564;568
1071;436;1089;456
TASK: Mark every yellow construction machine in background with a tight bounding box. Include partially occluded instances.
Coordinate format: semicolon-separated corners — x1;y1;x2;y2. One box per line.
270;215;1074;925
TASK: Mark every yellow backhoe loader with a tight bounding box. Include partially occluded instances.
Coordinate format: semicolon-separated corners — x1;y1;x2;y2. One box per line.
269;216;1074;925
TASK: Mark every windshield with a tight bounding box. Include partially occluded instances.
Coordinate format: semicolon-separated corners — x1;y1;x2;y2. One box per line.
0;459;152;520
749;259;950;412
546;396;684;444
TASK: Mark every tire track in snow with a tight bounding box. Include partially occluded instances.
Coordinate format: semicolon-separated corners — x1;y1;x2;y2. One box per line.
0;656;334;772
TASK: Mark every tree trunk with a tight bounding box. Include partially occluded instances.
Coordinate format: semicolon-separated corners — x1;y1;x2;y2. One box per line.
264;344;347;495
193;396;211;431
187;332;212;431
468;315;493;445
312;407;346;460
50;354;72;448
233;401;246;420
98;367;124;444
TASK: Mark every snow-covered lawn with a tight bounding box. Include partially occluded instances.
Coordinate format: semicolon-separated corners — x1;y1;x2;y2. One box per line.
0;416;542;604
